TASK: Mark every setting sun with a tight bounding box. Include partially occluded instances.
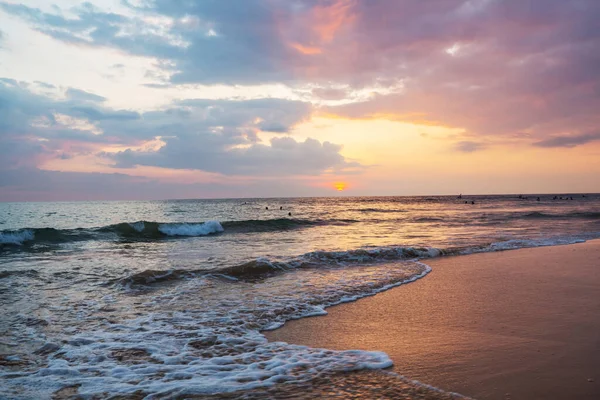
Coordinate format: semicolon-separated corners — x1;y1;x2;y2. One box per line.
334;182;347;191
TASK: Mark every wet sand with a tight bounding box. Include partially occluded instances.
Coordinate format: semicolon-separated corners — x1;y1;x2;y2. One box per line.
264;240;600;399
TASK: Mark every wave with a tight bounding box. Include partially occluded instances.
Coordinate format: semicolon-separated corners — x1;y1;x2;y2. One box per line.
412;216;445;222
4;235;591;398
221;218;357;232
352;208;407;213
1;217;354;248
474;211;600;224
519;211;600;220
0;229;34;245
112;245;445;288
103;220;224;237
0;227;96;246
0;269;39;279
111;235;589;288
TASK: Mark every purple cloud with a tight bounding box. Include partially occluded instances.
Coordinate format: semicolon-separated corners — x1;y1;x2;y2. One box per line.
533;132;600;148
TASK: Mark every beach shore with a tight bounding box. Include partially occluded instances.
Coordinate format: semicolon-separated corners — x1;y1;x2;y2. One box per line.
264;240;600;399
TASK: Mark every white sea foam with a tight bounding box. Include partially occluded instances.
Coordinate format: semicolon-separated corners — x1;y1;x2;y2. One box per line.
0;260;428;399
158;220;224;236
128;221;146;232
463;236;587;255
0;229;34;245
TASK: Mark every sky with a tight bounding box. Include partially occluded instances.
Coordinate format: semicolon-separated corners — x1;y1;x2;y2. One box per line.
0;0;599;201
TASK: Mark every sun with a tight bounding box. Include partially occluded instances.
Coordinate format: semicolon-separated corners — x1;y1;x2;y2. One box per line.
333;182;347;191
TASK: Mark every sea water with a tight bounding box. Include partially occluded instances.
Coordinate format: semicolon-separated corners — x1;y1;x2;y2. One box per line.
1;195;599;398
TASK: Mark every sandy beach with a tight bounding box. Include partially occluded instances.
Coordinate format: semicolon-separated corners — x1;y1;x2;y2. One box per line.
265;240;600;399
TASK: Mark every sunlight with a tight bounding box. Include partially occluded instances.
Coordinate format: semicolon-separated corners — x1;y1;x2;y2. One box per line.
334;182;347;191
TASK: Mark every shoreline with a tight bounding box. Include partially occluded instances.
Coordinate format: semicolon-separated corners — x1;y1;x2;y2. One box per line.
264;240;600;399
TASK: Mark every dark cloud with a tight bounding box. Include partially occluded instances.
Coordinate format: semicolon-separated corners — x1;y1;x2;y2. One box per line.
533;132;600;148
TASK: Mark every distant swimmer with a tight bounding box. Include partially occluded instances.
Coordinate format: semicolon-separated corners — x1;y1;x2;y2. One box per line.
266;206;269;210
537;197;541;201
465;201;468;204
280;206;283;210
553;196;558;200
471;201;475;205
288;212;292;216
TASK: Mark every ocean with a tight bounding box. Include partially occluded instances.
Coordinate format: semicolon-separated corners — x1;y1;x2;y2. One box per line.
1;194;599;399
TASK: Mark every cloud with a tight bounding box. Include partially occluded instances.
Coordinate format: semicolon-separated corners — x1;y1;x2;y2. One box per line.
106;136;359;176
34;81;56;89
0;167;220;201
311;87;349;101
533;132;600;148
66;88;107;103
176;98;312;133
3;0;599;93
5;0;596;147
0;79;137;143
69;106;140;121
0;167;353;202
0;78;359;178
319;0;600;147
453;141;486;153
2;0;600;200
0;1;293;85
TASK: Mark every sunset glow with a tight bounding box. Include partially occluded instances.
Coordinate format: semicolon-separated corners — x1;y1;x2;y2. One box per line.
0;1;599;201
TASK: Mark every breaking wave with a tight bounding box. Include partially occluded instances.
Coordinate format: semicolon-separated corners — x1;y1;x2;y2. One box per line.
0;229;34;245
1;218;356;248
103;220;225;237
